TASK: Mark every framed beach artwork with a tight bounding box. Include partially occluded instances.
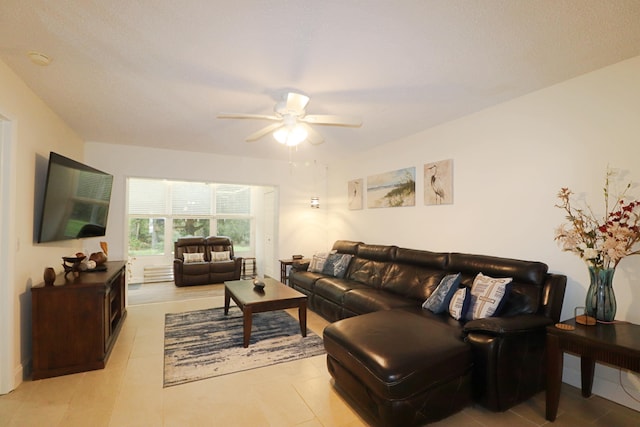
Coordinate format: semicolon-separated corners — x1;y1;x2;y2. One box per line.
367;167;416;208
424;159;453;205
348;179;363;210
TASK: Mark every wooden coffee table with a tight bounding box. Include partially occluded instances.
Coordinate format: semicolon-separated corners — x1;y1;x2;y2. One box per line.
224;278;308;348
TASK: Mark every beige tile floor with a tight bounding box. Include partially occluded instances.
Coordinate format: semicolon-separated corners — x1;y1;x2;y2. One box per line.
2;286;640;426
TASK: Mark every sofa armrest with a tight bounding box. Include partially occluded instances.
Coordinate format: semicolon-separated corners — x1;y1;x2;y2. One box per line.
464;314;553;337
292;260;310;272
173;259;184;286
465;314;551;411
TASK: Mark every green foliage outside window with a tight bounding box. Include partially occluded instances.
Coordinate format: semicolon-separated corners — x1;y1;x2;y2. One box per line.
172;218;210;241
217;219;250;251
129;218;165;255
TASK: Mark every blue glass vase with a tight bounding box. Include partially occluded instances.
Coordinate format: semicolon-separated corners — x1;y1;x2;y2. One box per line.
585;266;616;322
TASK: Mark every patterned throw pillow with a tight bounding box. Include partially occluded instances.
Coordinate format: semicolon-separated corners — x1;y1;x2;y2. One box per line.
422;273;461;314
308;252;329;273
183;252;204;263
212;251;231;262
449;287;471;320
466;273;512;320
321;253;353;278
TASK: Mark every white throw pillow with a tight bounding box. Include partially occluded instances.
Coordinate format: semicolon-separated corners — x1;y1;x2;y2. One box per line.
308;252;329;273
183;252;204;263
212;251;231;262
448;287;471;320
466;273;512;320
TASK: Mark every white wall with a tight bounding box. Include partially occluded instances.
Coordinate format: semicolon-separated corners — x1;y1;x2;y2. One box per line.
0;60;85;392
327;56;640;410
84;143;329;279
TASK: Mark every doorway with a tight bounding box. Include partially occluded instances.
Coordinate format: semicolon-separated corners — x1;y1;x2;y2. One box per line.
0;116;15;393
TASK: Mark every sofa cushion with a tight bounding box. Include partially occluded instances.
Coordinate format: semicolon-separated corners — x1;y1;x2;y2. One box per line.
466;273;512;320
331;240;362;255
182;261;210;273
175;237;208;261
346;244;397;285
290;270;324;293
209;260;235;273
183;252;205;263
449;287;471;320
347;257;391;288
343;288;419;315
382;247;448;301
422;273;461;314
322;253;353;278
315;277;369;305
394;247;448;269
382;264;447;300
356;244;397;262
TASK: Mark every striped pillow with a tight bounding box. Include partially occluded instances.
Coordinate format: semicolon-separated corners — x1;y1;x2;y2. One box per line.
183;252;204;263
466;273;512;320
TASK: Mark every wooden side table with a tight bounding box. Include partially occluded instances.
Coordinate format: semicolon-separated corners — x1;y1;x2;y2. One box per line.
546;318;640;421
279;258;309;285
241;257;256;279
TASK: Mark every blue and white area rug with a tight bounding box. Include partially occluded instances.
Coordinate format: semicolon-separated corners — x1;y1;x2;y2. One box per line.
163;307;325;387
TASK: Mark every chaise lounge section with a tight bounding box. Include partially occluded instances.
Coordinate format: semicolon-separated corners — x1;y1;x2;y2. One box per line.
290;240;566;426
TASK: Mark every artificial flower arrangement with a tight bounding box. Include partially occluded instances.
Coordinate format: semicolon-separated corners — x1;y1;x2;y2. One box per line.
554;168;640;270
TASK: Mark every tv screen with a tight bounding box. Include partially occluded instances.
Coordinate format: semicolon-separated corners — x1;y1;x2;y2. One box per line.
37;152;113;243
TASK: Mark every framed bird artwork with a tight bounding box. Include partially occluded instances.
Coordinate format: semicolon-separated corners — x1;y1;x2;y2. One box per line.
424;159;453;205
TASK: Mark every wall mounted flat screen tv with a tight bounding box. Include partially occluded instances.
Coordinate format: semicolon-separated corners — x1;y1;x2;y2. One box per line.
37;152;114;243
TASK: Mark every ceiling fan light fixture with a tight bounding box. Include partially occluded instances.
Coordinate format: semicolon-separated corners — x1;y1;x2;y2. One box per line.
273;124;307;146
217;91;360;146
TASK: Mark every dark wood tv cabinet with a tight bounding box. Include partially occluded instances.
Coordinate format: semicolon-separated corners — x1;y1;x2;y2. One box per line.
31;261;127;379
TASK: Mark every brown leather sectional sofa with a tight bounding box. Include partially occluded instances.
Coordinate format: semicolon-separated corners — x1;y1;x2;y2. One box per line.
290;240;567;426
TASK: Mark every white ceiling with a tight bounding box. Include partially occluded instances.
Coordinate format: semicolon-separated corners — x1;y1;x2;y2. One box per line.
2;1;640;163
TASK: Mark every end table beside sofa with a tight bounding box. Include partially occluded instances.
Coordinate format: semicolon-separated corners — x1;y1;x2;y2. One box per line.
290;240;567;426
546;317;640;421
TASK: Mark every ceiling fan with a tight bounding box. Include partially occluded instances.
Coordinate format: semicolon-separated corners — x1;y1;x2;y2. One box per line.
217;92;362;146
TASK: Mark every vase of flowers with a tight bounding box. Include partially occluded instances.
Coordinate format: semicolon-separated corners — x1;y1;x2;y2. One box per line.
555;168;640;322
584;266;616;322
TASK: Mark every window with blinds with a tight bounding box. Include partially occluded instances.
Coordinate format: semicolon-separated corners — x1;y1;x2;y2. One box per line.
127;178;253;256
128;178;167;215
216;184;250;214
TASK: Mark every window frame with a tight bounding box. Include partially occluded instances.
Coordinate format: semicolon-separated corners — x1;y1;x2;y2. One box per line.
126;178;255;258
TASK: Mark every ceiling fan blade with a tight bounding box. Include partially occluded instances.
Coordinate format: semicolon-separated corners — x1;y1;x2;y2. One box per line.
301;123;324;145
285;92;310;113
246;122;283;142
302;114;362;127
217;113;281;121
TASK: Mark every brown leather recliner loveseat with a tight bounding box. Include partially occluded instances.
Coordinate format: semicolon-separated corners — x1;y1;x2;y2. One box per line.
173;236;242;286
290;240;567;426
